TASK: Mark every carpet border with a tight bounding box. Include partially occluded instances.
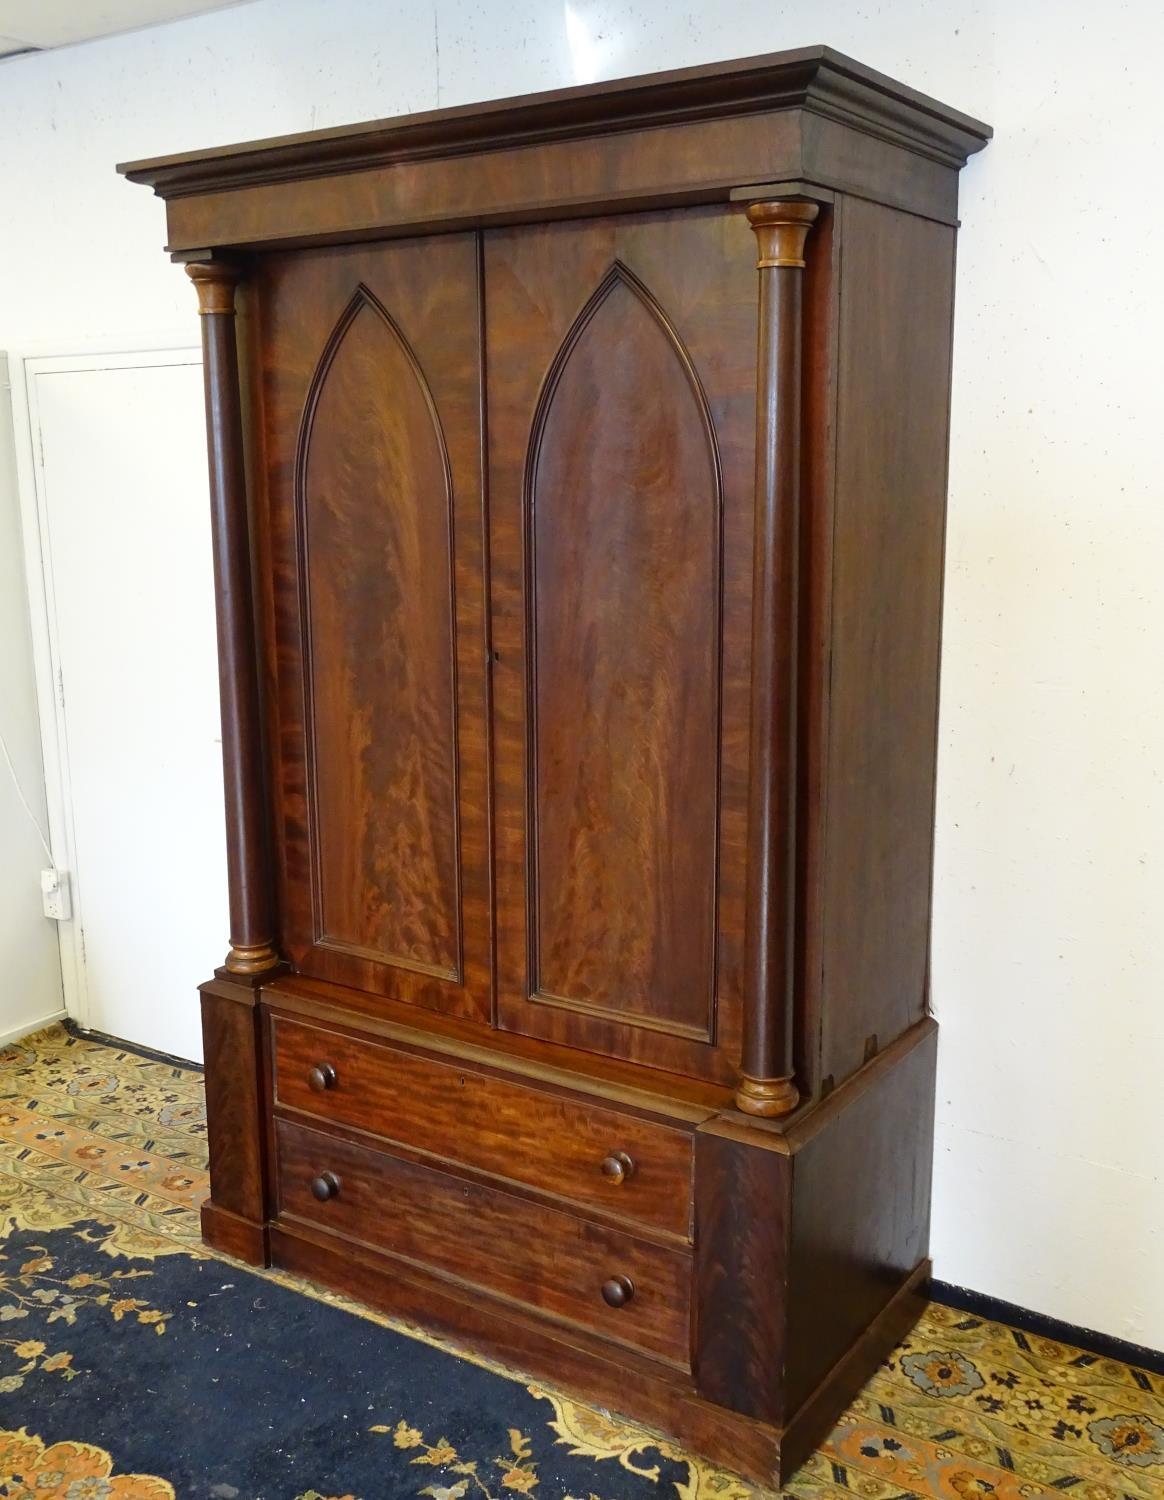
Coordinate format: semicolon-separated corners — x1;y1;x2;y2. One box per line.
930;1278;1164;1378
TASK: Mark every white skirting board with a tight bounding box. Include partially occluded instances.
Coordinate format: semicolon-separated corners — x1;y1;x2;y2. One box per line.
0;1009;67;1048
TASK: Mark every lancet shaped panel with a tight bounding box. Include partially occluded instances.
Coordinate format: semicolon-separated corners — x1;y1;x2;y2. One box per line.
297;285;461;979
527;263;722;1036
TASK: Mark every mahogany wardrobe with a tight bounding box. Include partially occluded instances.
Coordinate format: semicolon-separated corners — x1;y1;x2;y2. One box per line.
121;47;989;1484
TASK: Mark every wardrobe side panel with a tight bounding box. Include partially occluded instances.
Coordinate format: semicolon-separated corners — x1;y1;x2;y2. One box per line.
819;197;957;1086
795;200;841;1100
785;1025;937;1417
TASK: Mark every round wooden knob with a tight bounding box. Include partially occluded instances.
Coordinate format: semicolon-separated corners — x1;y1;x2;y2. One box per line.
601;1274;635;1308
310;1171;341;1202
600;1151;635;1185
308;1063;337;1093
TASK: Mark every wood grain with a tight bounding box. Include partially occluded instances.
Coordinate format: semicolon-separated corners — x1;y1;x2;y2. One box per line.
127;49;987;1480
784;1020;936;1417
816;198;957;1085
300;285;460;979
265;977;732;1114
692;1124;789;1420
199;977;271;1265
736;200;818;1117
271;1014;694;1237
123;48;990;192
269;1219;787;1486
257;235;492;1020
187;263;280;977
201;1201;269;1265
485;206;758;1081
529;262;720;1037
267;1098;930;1488
779;1258;930;1480
122;49;990;249
792;200;840;1100
275;1117;692;1366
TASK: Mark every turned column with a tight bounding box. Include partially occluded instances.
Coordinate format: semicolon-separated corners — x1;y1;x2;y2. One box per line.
187;261;279;978
737;200;819;1118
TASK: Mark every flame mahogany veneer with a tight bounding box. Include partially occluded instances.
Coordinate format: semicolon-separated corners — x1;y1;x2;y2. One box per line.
121;48;989;1485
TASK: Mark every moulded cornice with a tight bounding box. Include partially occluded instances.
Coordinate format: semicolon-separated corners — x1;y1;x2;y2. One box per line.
118;45;991;200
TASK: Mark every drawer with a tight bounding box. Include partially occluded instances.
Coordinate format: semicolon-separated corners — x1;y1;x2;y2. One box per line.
271;1016;694;1238
275;1118;691;1367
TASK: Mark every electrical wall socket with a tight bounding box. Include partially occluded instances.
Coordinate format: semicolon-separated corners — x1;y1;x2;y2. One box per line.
41;868;71;921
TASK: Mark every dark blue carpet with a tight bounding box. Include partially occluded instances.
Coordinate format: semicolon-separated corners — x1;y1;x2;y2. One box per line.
0;1221;698;1499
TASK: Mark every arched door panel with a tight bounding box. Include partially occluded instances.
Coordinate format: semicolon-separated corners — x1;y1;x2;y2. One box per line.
485;208;758;1081
260;235;491;1022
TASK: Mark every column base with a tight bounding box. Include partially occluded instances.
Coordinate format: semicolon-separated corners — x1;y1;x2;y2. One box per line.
224;941;281;976
734;1073;800;1117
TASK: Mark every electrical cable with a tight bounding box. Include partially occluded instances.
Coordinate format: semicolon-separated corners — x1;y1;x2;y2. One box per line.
0;726;55;865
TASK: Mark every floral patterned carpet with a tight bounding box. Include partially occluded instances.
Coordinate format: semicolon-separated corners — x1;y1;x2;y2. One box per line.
0;1023;1160;1498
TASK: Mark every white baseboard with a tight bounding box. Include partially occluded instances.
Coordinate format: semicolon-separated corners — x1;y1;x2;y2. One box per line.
0;1009;68;1048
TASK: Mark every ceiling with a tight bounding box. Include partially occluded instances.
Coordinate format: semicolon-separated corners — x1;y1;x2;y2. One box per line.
0;1;254;59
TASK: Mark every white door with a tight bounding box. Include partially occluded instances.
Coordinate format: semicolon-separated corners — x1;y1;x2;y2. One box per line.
22;351;227;1061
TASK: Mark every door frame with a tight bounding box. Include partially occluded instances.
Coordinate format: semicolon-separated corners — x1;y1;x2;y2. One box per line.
6;337;202;1031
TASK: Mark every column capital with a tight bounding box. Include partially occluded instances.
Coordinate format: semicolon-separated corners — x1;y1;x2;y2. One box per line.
186;260;244;316
746;200;820;270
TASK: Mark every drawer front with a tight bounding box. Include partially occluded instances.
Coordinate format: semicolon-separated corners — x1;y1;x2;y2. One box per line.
275;1119;691;1367
272;1016;694;1237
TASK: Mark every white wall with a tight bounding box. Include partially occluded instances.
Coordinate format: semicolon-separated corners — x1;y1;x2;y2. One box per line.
0;358;65;1042
1;0;1160;1345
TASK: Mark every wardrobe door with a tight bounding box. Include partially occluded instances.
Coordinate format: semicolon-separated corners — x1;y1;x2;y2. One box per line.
258;236;491;1022
485;207;757;1082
